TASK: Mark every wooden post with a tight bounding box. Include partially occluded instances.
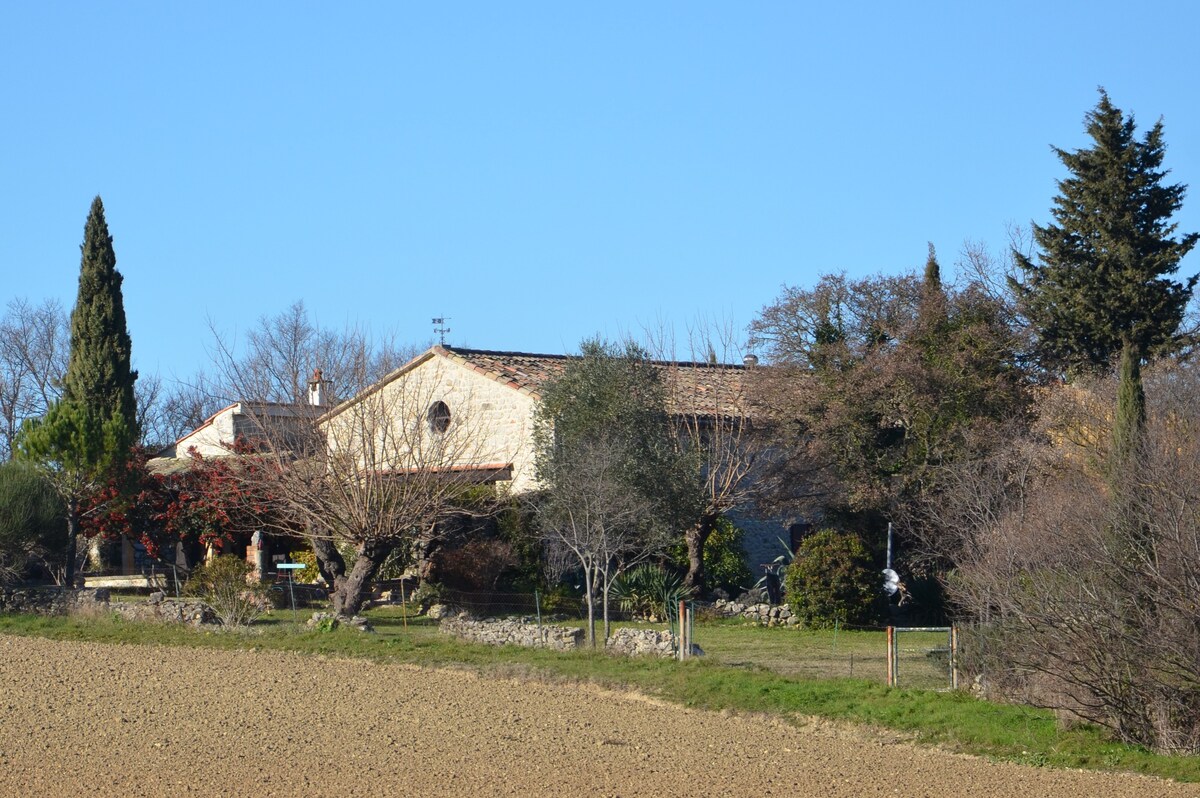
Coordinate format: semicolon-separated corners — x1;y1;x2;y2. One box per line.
679;599;687;660
886;626;894;687
400;580;408;630
950;625;959;690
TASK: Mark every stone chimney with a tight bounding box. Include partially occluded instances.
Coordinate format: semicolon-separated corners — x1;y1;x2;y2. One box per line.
307;368;330;407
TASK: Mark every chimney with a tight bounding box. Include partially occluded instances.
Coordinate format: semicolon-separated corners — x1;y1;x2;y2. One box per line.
742;354;759;367
307;368;330;407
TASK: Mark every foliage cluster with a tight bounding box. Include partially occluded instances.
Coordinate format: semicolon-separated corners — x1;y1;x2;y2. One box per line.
784;529;878;628
0;461;65;583
533;338;689;643
611;563;693;621
940;362;1200;753
185;555;270;627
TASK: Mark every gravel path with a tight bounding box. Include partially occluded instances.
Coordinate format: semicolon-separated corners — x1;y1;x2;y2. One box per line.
0;635;1195;797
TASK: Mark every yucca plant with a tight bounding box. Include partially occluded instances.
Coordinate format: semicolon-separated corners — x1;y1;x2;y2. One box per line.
611;564;694;621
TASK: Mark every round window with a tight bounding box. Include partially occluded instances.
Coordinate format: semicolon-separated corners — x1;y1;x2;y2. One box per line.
427;401;451;434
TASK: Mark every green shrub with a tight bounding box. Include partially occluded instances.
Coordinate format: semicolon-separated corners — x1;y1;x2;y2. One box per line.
611;564;693;621
0;461;66;583
784;529;878;628
287;549;322;584
409;580;446;608
703;518;755;595
185;555;270;627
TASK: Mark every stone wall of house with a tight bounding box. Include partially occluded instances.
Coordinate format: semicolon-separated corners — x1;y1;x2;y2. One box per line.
172;405;237;457
728;508;791;577
439;615;679;658
419;356;541;492
323;354;540;493
0;587;218;626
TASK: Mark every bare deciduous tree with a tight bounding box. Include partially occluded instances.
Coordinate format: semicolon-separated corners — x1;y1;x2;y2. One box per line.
935;364;1200;753
536;435;669;645
207;300;418;406
647;318;773;593
220;351;502;616
0;298;68;459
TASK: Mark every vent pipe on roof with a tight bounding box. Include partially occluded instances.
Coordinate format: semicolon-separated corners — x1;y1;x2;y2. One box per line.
743;354;759;367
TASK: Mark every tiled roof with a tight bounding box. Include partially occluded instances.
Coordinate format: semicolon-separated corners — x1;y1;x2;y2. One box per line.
441;347;749;417
439;348;572;397
321;345;754;422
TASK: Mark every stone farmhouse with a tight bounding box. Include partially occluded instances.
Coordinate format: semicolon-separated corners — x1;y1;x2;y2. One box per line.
318;345;788;571
97;346;789;587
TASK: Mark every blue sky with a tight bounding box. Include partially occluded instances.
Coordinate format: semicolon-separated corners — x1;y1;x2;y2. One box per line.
3;2;1198;381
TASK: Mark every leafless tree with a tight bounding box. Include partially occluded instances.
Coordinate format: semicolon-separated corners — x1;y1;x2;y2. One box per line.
153;372;227;446
646;318;776;593
935;364;1200;753
0;298;68;459
206;300;418;406
535;435;670;645
215;348;502;616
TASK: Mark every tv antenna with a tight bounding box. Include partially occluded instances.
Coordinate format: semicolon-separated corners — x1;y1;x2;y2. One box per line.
432;317;451;345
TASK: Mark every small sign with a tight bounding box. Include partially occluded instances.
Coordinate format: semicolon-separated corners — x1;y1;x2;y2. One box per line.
276;563;307;570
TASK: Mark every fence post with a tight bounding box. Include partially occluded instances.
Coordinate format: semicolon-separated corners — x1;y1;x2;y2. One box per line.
950;625;959;690
535;590;542;631
687;601;694;656
400;581;408;630
886;626;895;687
678;599;687;661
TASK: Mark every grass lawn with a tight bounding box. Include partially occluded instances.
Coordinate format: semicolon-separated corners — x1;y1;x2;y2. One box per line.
1;607;1196;783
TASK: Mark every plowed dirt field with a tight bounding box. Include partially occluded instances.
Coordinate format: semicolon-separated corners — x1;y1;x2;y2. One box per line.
0;635;1195;797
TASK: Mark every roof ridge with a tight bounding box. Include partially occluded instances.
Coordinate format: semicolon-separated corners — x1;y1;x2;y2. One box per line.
445;345;747;370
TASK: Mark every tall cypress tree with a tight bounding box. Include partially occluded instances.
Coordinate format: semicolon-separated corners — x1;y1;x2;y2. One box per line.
17;197;137;585
64;196;138;435
1013;90;1197;462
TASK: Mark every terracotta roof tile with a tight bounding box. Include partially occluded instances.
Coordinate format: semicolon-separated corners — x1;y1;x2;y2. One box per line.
441;347;749;417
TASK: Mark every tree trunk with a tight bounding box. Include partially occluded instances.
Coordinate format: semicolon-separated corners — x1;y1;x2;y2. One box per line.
63;503;80;588
602;574;611;644
1112;339;1146;476
683;514;718;595
583;565;596;648
309;537;346;591
414;525;443;584
330;539;392;616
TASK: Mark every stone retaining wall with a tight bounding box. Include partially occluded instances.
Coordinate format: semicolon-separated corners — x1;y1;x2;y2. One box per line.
0;587;112;616
0;587;218;626
440;615;678;658
710;598;797;627
603;627;676;658
440;616;585;651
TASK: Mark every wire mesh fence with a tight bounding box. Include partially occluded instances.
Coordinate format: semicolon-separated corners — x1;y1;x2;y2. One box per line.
887;626;959;690
421;589;655;623
366;589;962;688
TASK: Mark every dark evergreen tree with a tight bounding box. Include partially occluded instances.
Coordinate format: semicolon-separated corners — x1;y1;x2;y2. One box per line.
1013;90;1197;463
16;197;137;585
64;196;138;436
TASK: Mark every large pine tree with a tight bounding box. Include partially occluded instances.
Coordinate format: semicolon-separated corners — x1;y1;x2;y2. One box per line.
17;196;138;585
1014;90;1197;462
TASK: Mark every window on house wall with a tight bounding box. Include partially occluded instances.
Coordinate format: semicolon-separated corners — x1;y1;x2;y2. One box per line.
427;401;451;434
